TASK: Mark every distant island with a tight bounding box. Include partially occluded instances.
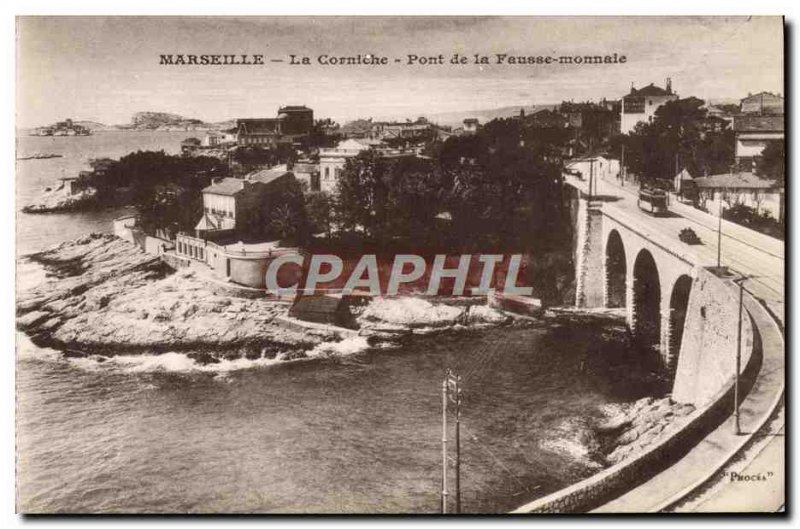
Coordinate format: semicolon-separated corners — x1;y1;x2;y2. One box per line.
30;118;93;136
27;112;235;135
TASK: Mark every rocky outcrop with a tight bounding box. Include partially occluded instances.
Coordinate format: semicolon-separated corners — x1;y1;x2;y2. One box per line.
22;183;97;213
17;234;332;359
596;397;696;465
17;235;538;365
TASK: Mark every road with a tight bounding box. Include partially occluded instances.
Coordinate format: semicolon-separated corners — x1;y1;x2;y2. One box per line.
571;173;785;323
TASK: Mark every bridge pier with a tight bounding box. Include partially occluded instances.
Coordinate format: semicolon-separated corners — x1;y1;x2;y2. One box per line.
574;196;604;308
660;305;674;372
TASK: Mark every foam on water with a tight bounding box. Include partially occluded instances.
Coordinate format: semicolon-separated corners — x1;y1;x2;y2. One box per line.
16;332;62;363
306;336;370;359
17;332;371;374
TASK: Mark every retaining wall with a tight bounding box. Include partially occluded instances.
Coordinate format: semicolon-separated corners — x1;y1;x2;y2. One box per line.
512;270;764;514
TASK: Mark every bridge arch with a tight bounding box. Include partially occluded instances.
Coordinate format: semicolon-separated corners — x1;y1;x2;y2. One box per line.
632;249;661;357
604;229;627;308
667;275;693;377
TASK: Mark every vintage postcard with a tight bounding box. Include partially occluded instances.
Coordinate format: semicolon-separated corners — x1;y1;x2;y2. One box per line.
15;16;785;514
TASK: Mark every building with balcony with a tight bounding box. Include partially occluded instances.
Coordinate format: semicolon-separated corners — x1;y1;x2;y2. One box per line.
620;79;678;134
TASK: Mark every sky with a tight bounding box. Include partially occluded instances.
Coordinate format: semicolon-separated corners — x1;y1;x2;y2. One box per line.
16;16;784;128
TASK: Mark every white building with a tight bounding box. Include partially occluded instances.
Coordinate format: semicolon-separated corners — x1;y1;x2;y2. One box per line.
620;80;679;134
566;156;621;182
694;172;783;221
318;139;376;193
733;115;784;168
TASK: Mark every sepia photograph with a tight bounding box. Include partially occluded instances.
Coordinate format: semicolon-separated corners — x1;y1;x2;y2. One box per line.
13;15;785;515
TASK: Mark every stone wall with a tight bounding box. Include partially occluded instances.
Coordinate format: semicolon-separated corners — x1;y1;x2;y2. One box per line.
512;279;763;513
671;269;754;407
112;216;137;243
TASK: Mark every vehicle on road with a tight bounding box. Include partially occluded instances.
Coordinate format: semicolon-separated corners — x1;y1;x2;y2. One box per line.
679;227;702;245
637;188;668;216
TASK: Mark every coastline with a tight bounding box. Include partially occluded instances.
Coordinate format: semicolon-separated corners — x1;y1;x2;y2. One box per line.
16;232;692;479
16;234;525;365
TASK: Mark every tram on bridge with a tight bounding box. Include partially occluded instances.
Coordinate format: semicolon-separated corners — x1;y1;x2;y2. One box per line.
637;188;669;216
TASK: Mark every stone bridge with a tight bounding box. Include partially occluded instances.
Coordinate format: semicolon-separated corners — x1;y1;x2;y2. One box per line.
511;174;785;513
575;195;697;381
567;176;782;409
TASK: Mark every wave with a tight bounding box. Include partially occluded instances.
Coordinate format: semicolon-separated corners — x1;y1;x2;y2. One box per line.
16;332;372;375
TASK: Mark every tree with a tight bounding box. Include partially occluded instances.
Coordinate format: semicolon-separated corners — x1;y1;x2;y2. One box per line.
82;150;227;234
755;140;785;186
232;144;297;172
334;150;389;240
306;191;334;240
621;97;735;185
246;177;309;244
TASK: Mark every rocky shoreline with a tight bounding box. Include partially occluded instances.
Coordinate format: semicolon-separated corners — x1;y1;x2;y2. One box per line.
17;233;695;462
22;184;98;213
16;234;518;366
596;396;696;466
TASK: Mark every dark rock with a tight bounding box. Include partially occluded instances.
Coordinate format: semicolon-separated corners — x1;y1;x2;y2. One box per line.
187;352;220;365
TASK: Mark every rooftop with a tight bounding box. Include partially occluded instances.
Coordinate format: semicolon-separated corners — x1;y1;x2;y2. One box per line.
693;172;779;189
625;83;674;98
202;177;252;196
734;115;784;132
236;118;282;134
292;163;319;173
246;168;293;185
741;91;784;103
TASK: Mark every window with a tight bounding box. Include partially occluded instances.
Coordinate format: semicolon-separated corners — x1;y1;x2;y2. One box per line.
325;167;330;178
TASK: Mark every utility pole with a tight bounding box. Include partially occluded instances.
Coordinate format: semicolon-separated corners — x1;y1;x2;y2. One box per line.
441;374;448;514
454;374;462;514
589;158;595;201
441;369;463;514
620;144;626;186
717;196;723;269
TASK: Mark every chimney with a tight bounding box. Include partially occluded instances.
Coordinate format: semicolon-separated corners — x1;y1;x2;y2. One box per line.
666;78;673;95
